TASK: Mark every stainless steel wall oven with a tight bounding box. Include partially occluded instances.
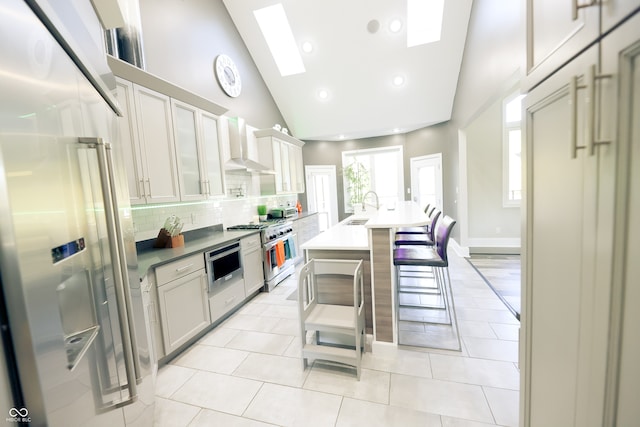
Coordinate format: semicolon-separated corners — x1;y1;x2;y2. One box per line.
205;241;243;295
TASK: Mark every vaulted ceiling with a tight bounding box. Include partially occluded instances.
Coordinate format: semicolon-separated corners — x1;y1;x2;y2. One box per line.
223;0;473;141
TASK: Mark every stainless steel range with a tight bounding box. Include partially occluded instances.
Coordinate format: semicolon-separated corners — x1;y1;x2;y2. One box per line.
227;221;297;292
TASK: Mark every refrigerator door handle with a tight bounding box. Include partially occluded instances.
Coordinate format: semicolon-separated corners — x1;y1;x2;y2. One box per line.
79;137;139;403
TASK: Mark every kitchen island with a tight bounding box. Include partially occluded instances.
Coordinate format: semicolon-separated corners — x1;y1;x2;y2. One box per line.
301;201;430;352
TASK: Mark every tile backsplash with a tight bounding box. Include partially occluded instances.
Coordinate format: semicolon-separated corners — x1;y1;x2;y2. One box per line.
131;172;297;241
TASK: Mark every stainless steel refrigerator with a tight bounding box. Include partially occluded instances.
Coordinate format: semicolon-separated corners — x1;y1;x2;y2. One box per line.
0;1;155;425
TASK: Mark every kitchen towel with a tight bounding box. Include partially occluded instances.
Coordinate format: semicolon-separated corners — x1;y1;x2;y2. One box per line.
275;241;285;267
286;236;297;259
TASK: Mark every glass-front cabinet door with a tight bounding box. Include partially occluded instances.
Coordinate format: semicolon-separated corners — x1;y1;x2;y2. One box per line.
200;111;224;197
172;100;205;201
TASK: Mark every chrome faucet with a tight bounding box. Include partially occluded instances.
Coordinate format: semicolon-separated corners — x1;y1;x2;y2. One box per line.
361;191;380;211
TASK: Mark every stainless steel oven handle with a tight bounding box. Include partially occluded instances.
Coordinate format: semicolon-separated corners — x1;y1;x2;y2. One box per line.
207;245;240;262
263;234;293;250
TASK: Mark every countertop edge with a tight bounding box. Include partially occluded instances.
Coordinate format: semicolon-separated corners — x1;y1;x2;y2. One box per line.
135;229;260;282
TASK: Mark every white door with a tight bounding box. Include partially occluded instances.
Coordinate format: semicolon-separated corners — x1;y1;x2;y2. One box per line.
305;165;338;231
410;154;443;210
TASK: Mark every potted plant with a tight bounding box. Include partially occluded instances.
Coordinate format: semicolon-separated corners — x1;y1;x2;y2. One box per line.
257;204;268;221
343;159;369;212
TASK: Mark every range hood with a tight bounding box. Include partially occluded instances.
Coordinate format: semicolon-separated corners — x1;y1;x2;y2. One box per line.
225;117;273;173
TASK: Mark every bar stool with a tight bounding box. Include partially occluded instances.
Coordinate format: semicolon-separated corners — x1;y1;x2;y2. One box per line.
394;208;441;246
393;215;461;351
395;204;433;235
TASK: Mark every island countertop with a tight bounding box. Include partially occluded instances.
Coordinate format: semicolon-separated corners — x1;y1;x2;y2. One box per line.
363;201;429;228
300;201;428;251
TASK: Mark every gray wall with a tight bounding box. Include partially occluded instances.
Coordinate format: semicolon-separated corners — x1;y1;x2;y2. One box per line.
138;0;286;129
465;97;520;241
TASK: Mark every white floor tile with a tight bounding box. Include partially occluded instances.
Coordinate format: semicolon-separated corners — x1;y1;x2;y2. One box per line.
303;364;390;404
361;348;433;378
483;387;519;427
222;313;281;332
155;365;196;399
441;416;499;427
430;353;520;390
269;317;301;336
243;383;342;427
197;326;240;347
336;397;442;427
234;353;309;387
458;321;498;339
462;337;519;363
189;408;275;427
153;397;200;427
489;323;520;341
171;344;249;374
390;373;495;424
170;370;262;416
225;330;294;355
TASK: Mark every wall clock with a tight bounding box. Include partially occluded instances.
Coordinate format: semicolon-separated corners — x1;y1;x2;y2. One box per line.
215;54;242;98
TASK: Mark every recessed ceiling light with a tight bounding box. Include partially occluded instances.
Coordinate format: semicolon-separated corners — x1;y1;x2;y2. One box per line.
338;134;345;140
367;19;380;34
301;41;313;53
407;0;444;47
254;4;305;76
393;128;401;133
393;75;405;86
389;19;403;33
318;89;329;100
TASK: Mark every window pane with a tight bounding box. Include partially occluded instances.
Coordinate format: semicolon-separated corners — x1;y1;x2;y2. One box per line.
505;95;524;123
508;129;522;201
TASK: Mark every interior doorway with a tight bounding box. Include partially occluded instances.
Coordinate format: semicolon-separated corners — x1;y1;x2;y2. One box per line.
305;165;339;231
410;153;443;210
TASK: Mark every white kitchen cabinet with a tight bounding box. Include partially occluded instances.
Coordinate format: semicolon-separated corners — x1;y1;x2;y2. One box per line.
115;79;180;204
525;0;640;89
171;99;225;201
240;234;264;295
156;256;210;356
522;10;639;426
255;129;305;195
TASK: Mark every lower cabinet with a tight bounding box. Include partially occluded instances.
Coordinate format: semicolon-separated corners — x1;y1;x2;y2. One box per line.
156;268;210;355
209;279;246;324
241;234;264;295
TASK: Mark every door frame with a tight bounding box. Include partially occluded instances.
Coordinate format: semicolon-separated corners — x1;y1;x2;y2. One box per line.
305;165;339;229
409;153;443;210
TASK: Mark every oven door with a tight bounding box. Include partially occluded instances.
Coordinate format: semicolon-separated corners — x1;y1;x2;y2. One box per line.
263;233;297;281
205;242;243;295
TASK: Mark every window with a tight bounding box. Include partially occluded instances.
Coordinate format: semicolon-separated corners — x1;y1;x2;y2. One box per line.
342;146;404;213
503;92;524;207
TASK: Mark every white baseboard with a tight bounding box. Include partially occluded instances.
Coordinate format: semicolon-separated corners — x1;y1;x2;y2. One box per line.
450;238;470;258
467;237;521;248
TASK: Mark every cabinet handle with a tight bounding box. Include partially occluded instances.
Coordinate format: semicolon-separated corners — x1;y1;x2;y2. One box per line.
569;75;588;159
145;179;152;197
175;263;194;273
200;180;207;196
586;64;613;156
139;179;145;197
572;0;596;20
206;180;211;196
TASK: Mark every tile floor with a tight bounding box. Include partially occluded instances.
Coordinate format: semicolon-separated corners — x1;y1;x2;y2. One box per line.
154;250;520;427
467;255;521;318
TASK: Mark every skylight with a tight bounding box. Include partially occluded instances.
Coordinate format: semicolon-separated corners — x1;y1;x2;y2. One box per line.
407;0;444;47
253;4;305;76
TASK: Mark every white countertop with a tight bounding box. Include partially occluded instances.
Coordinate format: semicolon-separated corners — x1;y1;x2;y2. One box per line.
363;201;429;228
300;201;428;251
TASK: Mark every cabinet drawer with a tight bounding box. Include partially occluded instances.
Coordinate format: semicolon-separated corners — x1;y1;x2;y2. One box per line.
240;233;261;254
209;280;245;324
156;253;205;285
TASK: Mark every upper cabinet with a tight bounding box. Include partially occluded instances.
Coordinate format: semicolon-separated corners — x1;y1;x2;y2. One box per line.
116;79;180;205
171;99;225;200
525;0;640;89
110;57;227;205
254;128;305;195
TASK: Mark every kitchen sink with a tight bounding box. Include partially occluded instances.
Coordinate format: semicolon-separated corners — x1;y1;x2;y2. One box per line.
345;219;369;226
